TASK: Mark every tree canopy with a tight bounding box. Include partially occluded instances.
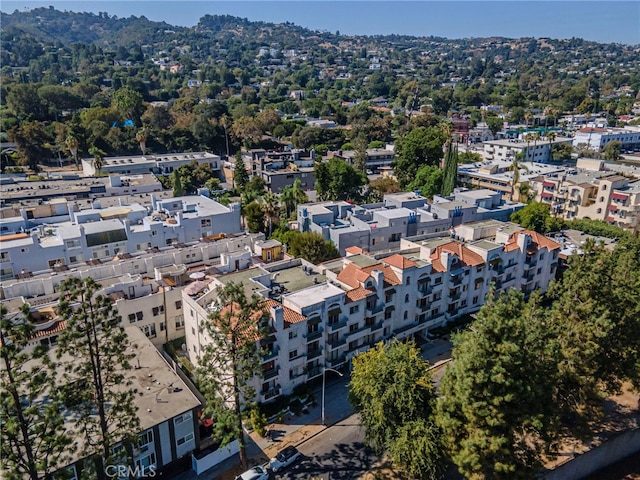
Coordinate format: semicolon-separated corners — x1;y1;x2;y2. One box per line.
314;157;366;201
392;126;447;188
511;202;564;233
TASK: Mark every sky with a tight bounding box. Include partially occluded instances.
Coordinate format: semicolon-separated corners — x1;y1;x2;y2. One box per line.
2;1;639;45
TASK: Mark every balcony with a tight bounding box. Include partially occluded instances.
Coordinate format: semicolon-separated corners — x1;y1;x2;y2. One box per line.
451;276;463;287
368;321;383;332
491;265;505;275
307;367;322;379
366;303;384;315
394;321;420;336
450;292;461;302
307;348;323;360
328;355;346;368
417;284;432;296
328;317;348;332
417;302;430;312
305;328;323;342
263;367;279;380
262;346;279;362
262;387;281;400
328;336;347;349
522;272;535;282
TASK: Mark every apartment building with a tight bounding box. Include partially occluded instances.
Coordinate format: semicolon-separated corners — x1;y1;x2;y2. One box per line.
329;148;395;173
0;234;265;349
297;191;524;255
0;173;163;209
530;171;640;232
81;152;221;177
483;135;572;163
42;327;201;479
0;195;241;278
572;126;640;151
184;220;560;405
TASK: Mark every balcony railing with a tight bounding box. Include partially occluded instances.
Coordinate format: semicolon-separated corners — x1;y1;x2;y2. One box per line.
328;318;348;332
307;367;322;379
263;368;279;380
366;303;384;315
328;355;346;368
417;284;432;296
451;276;463;287
368;321;383;332
307;348;323;360
262;347;279;362
262;387;281;400
450;292;461;302
305;329;323;342
328;336;346;349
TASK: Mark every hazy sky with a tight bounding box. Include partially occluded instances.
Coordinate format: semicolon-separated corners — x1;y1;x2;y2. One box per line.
3;1;639;45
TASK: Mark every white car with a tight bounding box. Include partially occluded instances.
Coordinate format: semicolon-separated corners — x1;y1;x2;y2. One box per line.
269;446;302;472
234;465;270;480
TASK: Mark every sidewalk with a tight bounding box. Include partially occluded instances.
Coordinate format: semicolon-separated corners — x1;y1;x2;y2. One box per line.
173;373;352;480
173;339;451;480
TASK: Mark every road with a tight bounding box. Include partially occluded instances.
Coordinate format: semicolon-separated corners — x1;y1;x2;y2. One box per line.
276;413;379;480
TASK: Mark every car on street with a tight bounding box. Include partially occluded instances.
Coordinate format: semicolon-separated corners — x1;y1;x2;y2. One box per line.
269;446;302;472
234;465;270;480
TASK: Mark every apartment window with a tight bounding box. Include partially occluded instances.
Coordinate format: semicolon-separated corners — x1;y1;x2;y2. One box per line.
138;430;153;449
404;294;409;303
136;311;143;321
176;433;194;446
142;324;156;338
65;239;81;249
0;252;9;262
406;276;411;285
431;308;439;316
201;219;212;227
191;327;196;336
349;323;358;333
433;292;442;301
403;311;408;320
434;277;442;285
160;322;166;332
537;267;542;274
174;411;192;425
289;349;298;360
152;305;164;316
175;300;182;309
129;313;136;323
175;316;184;329
473;296;479;305
349;305;359;314
289;330;297;340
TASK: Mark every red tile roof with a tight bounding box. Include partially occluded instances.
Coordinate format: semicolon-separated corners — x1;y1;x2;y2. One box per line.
345;246;366;255
429;241;485;267
337;262;373;288
345;287;375;303
383;254;417;269
264;299;306;326
34;320;67;338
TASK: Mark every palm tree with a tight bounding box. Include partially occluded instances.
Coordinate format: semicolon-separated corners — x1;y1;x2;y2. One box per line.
281;179;309;219
510;152;529;202
524;133;535;161
532;131;541;161
136;128;147;156
261;192;280;237
546;131;557;162
65;135;79;170
88;146;106;176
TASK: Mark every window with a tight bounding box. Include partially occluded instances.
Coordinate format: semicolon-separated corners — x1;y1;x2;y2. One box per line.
349;305;359;314
406;276;411;285
176;433;194;446
201;219;212;227
175;300;182;309
138;430;153;449
152;305;164;316
349;323;358;333
175;316;184;329
136;311;143;321
289;350;298;360
434;277;442;285
174;411;193;425
142;324;156;338
431;308;439;316
160;322;165;332
473;296;479;305
288;330;297;340
403;311;408;320
129;313;136;323
0;252;10;262
191;326;196;335
404;294;409;303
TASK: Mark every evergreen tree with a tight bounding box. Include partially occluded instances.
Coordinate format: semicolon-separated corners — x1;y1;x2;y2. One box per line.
0;305;70;480
172;169;184;197
441;142;458;196
56;277;140;480
196;282;268;469
233;152;249;191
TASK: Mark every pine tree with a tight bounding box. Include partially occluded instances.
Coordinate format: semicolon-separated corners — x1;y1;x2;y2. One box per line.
233;152;249;192
172;169;185;197
441;142;458;197
56;277;140;480
0;305;70;480
196;282;268;469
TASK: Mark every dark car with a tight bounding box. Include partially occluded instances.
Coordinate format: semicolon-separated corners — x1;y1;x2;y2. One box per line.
269;446;302;472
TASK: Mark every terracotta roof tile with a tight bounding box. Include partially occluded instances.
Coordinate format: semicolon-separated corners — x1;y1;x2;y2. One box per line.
345;287;376;303
34;320;67;338
337;262;372;288
383;254;417;269
430;241;484;267
361;264;402;286
345;246;366;255
523;230;561;251
264;299;306;327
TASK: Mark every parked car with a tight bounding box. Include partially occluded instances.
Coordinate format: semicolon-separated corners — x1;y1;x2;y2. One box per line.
269;446;302;472
234;465;270;480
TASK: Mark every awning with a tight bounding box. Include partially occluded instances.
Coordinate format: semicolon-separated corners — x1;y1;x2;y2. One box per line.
184;280;208;296
541;192;553;199
542;181;555;188
611;192;628;201
605;216;615;223
608;205;619;212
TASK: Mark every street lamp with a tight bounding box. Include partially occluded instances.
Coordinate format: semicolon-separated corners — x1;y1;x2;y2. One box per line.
321;367;343;426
